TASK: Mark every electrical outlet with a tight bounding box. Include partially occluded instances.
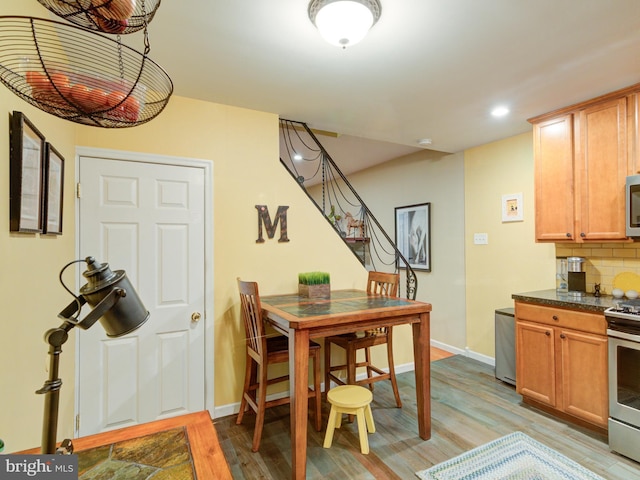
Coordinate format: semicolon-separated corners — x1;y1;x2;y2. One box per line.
474;233;488;245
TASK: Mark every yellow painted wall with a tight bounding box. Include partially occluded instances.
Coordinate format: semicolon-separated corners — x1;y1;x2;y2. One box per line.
1;0;79;453
464;132;555;356
0;0;80;453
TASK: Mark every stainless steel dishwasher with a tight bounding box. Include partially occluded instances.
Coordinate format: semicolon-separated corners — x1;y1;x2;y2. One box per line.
495;307;516;386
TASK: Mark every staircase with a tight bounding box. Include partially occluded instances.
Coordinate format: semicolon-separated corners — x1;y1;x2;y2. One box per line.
279;119;417;300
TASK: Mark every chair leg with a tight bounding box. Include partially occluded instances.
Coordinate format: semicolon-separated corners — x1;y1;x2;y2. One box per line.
236;353;254;425
387;338;402;408
364;347;374;392
323;407;338;449
313;350;322;431
346;344;357;385
324;339;331;395
251;363;268;452
346;345;358;422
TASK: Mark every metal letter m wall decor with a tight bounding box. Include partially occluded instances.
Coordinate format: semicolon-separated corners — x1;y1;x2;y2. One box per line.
255;205;289;243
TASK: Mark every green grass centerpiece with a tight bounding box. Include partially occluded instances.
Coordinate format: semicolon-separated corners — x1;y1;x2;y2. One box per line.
298;271;330;299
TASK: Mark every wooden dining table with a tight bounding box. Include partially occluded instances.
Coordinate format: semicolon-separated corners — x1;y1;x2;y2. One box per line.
260;289;433;480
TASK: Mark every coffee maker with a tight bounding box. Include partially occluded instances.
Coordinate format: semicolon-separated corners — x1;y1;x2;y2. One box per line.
567;256;586;297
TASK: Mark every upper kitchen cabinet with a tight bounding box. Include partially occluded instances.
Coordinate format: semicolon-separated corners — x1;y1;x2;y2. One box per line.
628;92;640;173
577;97;628;241
533;114;575;241
530;86;638;243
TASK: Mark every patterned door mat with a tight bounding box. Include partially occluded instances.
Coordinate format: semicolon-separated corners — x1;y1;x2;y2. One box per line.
416;431;604;480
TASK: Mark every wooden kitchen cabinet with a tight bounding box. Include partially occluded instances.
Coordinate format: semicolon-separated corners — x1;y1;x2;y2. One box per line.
533;114;575;241
515;302;608;430
531;95;629;242
576;98;628;240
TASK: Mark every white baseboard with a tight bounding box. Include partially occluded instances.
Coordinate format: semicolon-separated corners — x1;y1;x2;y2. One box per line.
465;347;495;367
212;340;496;419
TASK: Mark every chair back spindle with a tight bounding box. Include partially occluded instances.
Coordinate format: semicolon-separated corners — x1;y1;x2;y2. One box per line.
237;279;266;358
367;271;399;297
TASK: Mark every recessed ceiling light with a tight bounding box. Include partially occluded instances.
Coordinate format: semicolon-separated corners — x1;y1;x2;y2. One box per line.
418;138;432;146
491;106;510;117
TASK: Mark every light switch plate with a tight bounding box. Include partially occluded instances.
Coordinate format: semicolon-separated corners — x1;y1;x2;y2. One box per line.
474;233;488;245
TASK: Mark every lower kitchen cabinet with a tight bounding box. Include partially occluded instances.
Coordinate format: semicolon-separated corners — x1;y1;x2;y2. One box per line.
515;301;608;430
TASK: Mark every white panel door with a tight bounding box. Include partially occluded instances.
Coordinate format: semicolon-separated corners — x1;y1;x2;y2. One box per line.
77;155;206;435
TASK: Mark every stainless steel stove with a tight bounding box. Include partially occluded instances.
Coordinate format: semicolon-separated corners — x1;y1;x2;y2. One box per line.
606;298;640;317
604;300;640;464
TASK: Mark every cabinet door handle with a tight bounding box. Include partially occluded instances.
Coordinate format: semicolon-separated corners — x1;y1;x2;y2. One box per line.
580;232;586;238
560;333;566;339
566;233;572;238
552;315;559;321
545;331;551;336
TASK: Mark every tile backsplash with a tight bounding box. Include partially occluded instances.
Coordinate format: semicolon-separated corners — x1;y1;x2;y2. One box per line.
556;243;640;294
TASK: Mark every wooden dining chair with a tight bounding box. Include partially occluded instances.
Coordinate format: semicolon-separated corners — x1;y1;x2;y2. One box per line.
324;271;402;408
236;278;322;452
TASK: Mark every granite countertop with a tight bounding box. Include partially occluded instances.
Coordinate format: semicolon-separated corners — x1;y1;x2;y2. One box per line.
511;289;621;313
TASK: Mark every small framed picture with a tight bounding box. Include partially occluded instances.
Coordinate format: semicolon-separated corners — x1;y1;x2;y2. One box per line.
395;203;431;272
10;111;45;233
502;193;523;222
43;143;64;235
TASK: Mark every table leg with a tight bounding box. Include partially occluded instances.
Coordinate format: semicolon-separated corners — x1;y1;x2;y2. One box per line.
289;328;310;480
412;312;431;440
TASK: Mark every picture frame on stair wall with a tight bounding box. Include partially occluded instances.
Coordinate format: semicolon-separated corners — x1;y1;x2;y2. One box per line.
395;203;431;272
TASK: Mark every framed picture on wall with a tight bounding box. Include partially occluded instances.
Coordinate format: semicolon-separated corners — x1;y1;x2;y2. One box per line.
395;202;431;272
10;111;45;233
43;143;64;235
502;192;523;222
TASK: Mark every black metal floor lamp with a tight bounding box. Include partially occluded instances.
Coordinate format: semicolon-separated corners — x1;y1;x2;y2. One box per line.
37;256;149;454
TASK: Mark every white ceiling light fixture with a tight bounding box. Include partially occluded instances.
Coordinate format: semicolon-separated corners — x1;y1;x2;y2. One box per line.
308;0;382;49
491;106;510;117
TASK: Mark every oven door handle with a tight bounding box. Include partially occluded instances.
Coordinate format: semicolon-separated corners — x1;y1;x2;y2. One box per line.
607;328;640;342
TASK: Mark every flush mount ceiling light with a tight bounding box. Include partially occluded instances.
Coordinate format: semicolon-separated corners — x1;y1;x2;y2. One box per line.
308;0;382;48
491;106;510;117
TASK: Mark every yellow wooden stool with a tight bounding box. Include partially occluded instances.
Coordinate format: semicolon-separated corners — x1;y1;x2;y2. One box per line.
323;385;376;454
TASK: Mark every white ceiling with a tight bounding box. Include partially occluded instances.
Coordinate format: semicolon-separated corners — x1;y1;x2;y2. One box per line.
80;1;640;172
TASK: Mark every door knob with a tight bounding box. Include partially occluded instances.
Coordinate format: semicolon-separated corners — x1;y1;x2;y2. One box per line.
191;312;202;322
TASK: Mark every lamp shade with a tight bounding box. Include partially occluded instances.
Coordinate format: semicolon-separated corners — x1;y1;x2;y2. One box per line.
79;257;149;337
309;0;382;48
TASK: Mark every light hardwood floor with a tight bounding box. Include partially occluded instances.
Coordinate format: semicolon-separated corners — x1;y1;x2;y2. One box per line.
214;354;640;479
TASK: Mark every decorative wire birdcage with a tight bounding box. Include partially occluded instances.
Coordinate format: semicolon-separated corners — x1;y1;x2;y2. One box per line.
36;0;161;35
0;16;173;128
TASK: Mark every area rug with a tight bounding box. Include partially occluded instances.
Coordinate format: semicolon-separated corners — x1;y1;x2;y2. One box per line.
415;431;604;480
